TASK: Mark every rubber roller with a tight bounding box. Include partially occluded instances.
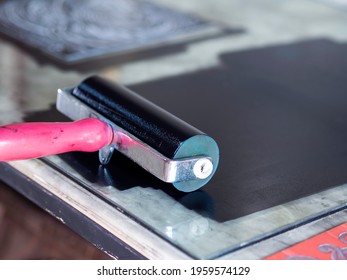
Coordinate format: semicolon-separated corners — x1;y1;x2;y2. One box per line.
0;76;219;192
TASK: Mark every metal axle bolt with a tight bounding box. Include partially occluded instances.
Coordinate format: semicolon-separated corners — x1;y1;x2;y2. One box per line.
193;158;213;179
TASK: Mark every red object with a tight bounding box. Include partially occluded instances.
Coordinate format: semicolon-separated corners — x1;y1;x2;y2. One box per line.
0;118;113;161
264;222;347;260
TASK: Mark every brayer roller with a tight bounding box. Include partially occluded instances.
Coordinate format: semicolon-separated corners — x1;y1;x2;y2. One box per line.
0;76;219;192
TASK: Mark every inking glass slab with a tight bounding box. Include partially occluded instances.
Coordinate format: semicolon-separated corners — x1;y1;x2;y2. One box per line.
32;39;347;259
0;0;221;63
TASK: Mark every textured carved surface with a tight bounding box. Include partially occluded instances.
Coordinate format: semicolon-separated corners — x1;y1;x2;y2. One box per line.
0;0;212;61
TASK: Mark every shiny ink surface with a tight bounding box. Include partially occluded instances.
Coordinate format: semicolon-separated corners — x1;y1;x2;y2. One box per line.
129;39;347;221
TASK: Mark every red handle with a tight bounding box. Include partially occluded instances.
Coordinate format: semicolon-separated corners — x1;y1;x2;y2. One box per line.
0;118;113;161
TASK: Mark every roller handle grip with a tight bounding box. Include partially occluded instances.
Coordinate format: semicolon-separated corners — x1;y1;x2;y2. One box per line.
0;118;113;161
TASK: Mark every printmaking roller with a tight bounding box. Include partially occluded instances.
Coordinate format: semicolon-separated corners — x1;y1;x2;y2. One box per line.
0;76;219;192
